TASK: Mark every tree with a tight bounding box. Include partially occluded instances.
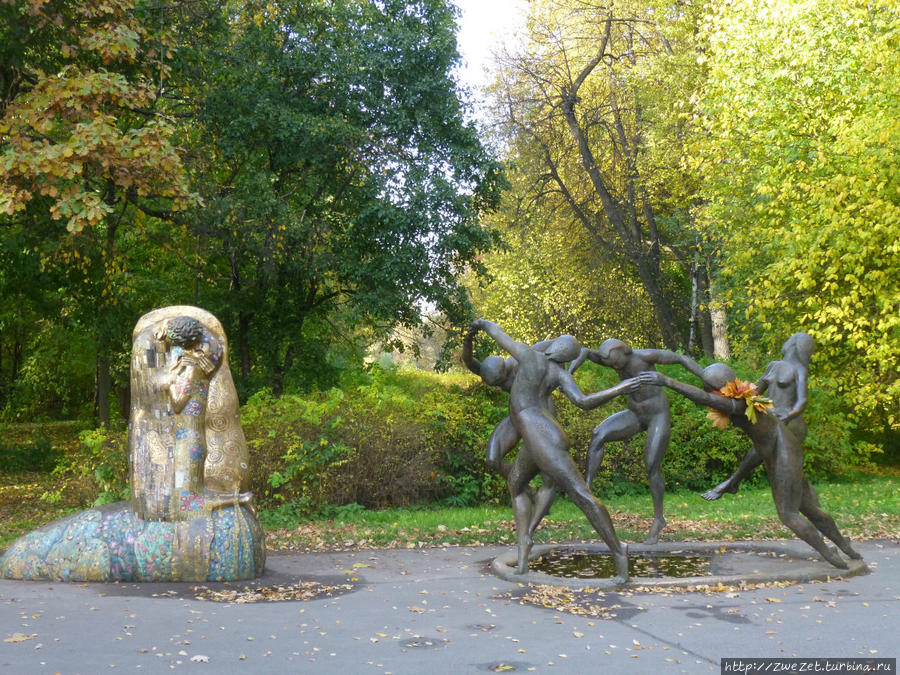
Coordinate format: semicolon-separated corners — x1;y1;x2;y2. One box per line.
1;0;505;416
467;160;662;347
180;0;505;394
689;0;900;424
0;0;199;424
487;0;708;350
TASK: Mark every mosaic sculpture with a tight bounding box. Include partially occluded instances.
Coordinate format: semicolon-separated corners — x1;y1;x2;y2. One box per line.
0;306;265;582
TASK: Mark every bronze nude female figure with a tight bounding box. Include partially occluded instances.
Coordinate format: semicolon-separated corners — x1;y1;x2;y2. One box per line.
638;363;861;569
702;333;814;501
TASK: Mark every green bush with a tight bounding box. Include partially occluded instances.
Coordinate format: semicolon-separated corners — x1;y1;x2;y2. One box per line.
20;357;874;516
242;359;873;513
0;433;61;472
242;365;514;513
40;426;129;506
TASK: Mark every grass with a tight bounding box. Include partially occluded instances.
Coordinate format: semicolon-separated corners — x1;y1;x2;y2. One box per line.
257;473;900;553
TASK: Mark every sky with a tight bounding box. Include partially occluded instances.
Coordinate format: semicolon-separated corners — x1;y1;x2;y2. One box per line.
452;0;528;90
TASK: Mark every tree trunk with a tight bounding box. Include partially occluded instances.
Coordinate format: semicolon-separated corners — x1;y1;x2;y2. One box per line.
238;312;251;381
697;268;715;358
11;335;21;381
117;382;130;422
688;257;699;354
271;344;295;398
710;301;730;360
708;274;730;360
560;95;681;349
96;353;112;428
634;256;680;350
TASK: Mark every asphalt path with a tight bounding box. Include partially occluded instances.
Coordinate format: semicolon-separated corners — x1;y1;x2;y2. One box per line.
2;540;897;674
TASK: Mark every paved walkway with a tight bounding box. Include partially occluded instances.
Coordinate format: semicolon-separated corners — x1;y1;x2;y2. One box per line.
2;540;897;674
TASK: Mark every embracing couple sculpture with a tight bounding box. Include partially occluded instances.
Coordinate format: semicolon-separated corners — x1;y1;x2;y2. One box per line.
466;319;860;581
0;306;265;583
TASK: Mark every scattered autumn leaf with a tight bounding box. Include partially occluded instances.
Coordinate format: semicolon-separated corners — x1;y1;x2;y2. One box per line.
4;633;38;643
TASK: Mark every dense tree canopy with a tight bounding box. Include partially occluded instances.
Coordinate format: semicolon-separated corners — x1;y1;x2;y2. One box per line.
1;0;897;447
182;0;505;394
0;0;199;422
688;0;900;424
0;0;504;419
478;0;711;351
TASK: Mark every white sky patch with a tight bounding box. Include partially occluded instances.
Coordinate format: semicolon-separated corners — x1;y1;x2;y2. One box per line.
453;0;527;91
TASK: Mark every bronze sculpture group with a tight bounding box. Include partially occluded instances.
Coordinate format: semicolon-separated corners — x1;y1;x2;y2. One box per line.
0;303;861;587
467;320;861;581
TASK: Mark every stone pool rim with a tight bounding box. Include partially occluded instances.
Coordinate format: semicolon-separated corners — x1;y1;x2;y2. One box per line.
491;540;869;590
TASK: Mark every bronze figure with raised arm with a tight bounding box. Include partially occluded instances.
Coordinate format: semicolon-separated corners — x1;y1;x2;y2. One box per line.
471;319;639;580
462;325;553;484
702;332;813;501
569;339;704;543
637;364;861;569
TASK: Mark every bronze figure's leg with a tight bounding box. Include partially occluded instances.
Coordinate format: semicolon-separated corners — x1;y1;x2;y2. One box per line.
507;446;540;575
799;481;862;560
586;410;641;486
768;435;848;569
527;479;558;537
702;448;764;501
643;411;670;544
519;408;628;583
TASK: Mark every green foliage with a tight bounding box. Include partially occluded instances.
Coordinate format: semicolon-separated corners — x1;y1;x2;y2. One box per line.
242;366;509;511
0;0;202;426
244;387;354;509
179;0;505;394
1;0;505;418
689;0;900;427
479;0;708;350
468;172;663;347
42;426;129;506
0;433;60;473
2;324;97;421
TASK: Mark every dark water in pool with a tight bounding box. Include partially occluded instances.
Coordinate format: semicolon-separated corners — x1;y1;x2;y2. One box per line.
531;548;712;579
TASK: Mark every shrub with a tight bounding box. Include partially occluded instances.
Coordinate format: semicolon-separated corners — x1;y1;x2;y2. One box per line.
0;433;61;473
41;426;129;506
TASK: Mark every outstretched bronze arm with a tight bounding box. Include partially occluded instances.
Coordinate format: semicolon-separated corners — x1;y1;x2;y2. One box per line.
637;371;743;415
568;347;591;374
640;349;705;380
471;319;530;363
462;324;482;376
559;370;640;410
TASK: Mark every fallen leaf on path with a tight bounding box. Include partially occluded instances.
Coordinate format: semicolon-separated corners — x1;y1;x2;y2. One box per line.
192;581;352;604
4;633;37;643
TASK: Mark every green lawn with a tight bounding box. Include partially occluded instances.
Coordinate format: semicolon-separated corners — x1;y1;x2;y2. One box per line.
2;468;897;553
258;473;900;552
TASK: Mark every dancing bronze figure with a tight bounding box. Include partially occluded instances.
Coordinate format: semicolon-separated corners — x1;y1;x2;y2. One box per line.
570;339;703;543
471;319;638;580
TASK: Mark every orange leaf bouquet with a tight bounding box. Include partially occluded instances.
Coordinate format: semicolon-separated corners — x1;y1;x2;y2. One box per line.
706;379;773;428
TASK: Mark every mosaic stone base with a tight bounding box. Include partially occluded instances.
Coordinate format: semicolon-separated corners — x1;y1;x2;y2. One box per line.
0;501;265;582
